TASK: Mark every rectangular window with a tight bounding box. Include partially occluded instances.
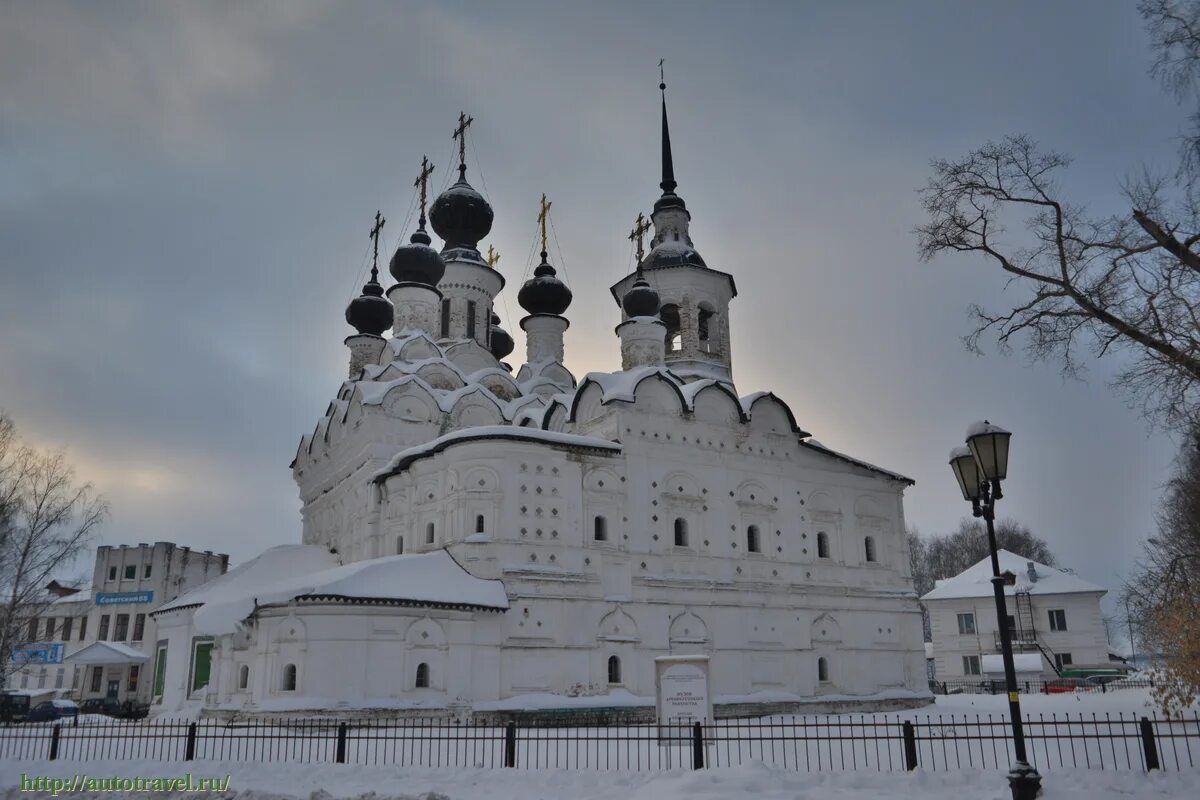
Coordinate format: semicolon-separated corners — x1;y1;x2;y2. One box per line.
1048;609;1067;631
61;617;73;642
144;564;152;579
123;564;136;580
79;616;88;641
440;299;451;338
90;666;102;693
55;668;64;689
37;669;46;689
467;300;477;339
98;614;110;641
127;665;140;693
962;655;981;675
191;641;214;693
113;614;129;641
957;613;976;635
133;614;145;642
153;644;168;699
1006;614;1016;632
108;566;117;581
44;618;56;641
27;618;38;641
1055;652;1073;670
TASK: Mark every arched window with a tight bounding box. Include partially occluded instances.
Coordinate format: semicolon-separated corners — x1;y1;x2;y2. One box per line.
698;304;715;343
607;655;621;684
661;304;682;352
238;665;249;690
426;522;435;544
475;514;486;534
440;299;451;338
864;536;876;563
281;664;297;692
673;518;688;547
817;531;830;559
594;516;607;542
396;536;404;555
818;657;829;683
415;662;430;689
747;525;761;553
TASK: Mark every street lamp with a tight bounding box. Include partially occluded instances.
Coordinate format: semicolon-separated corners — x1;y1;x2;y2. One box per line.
948;421;1042;800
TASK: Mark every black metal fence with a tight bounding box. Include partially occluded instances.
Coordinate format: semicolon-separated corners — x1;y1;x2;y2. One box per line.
1;711;1197;772
930;679;1156;696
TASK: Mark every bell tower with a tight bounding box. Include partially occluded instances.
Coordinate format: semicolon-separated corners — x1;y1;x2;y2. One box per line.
609;66;737;381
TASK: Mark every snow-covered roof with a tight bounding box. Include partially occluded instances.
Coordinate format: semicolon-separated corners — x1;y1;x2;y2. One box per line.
799;439;914;485
374;425;621;481
64;641;149;665
921;550;1106;602
982;653;1044;674
153;546;508;636
51;588;92;605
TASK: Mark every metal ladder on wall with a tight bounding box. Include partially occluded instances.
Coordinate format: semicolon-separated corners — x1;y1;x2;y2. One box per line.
1015;590;1062;676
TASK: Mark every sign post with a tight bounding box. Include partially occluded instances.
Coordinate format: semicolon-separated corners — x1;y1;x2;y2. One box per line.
654;655;712;743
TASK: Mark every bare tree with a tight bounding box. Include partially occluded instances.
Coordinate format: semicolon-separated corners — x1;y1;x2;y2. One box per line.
0;412;107;688
1124;423;1200;713
918;2;1200;431
917;136;1200;430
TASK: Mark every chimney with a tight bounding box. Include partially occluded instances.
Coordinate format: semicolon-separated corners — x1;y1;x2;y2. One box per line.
1026;561;1038;583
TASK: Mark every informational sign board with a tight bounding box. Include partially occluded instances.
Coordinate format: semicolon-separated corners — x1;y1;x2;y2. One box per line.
655;655;712;741
11;643;65;665
95;591;154;605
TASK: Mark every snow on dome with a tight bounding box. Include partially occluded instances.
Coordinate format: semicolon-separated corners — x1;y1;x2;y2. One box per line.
920;550;1106;602
966;420;1009;438
949;445;972;460
154;547;508;636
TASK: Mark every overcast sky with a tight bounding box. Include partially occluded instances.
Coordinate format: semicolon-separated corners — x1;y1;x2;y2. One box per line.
0;1;1184;631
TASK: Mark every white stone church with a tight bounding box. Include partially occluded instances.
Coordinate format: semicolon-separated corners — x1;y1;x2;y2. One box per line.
151;88;927;716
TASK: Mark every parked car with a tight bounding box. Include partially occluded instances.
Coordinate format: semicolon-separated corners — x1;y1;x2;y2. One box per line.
79;698;123;717
1044;678;1083;694
0;692;31;723
26;699;79;722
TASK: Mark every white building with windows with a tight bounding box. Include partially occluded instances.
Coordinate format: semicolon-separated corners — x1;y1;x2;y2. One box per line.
150;88;928;717
922;550;1111;682
7;543;228;707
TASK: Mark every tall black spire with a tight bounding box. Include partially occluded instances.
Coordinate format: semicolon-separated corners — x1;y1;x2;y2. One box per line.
659;60;676;196
654;61;686;214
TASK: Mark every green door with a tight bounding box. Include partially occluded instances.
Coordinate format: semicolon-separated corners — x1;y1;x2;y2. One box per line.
191;642;213;693
153;646;167;699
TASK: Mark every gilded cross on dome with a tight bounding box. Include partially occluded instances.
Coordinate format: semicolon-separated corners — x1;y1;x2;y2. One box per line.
452;112;474;179
537;193;552;258
628;212;650;265
413;156;435;221
367;210;386;279
486;245;500;268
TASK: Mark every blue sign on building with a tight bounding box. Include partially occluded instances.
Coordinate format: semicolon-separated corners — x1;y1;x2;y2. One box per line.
95;591;154;605
12;643;65;665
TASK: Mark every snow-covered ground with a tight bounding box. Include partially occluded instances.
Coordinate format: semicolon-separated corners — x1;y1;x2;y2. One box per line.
0;759;1196;800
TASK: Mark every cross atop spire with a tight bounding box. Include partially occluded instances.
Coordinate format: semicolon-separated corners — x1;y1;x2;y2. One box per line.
659;60;676;196
368;210;386;281
452;112;474;180
629;212;651;266
538;193;553;260
413;156;435;227
486;244;500;268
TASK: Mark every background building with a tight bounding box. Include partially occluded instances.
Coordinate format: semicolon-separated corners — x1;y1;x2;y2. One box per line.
8;543;228;707
922;550;1111;683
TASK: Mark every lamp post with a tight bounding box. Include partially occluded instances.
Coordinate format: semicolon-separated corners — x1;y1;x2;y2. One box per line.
948;421;1042;800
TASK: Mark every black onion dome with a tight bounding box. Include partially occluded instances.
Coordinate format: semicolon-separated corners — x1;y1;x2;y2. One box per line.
518;258;572;316
389;226;446;286
621;273;660;317
488;312;515;359
653;191;688;214
345;278;393;335
429;177;494;253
